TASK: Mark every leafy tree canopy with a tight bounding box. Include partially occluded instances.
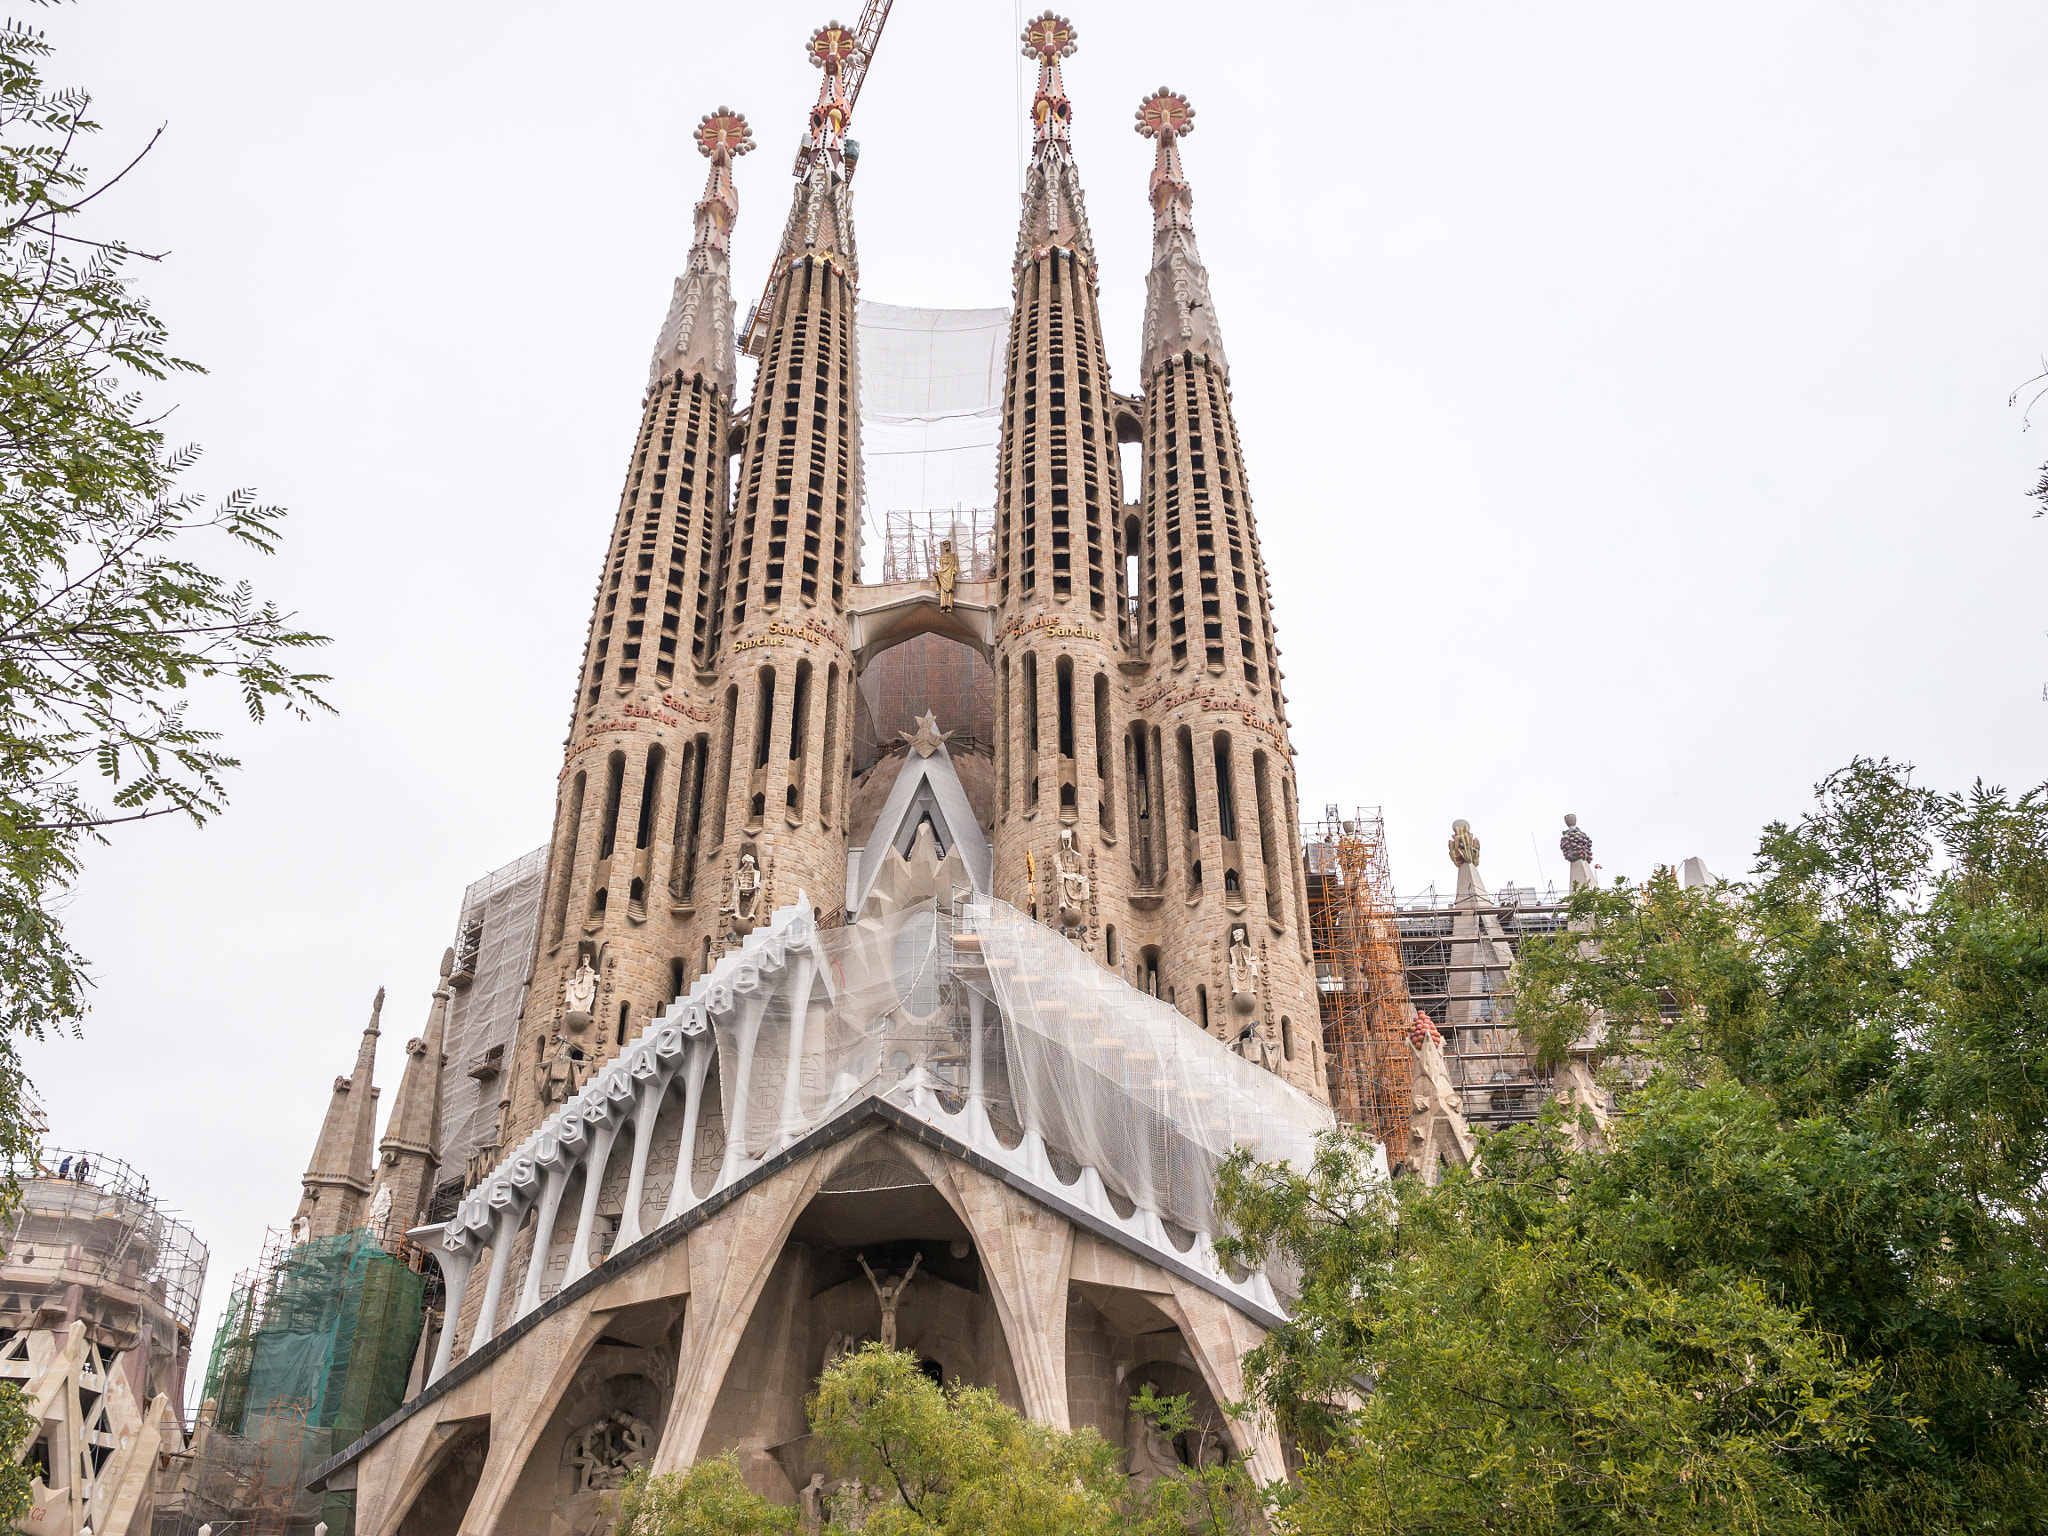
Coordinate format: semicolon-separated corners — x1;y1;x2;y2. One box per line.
0;7;327;1088
1220;758;2048;1534
618;1346;1263;1536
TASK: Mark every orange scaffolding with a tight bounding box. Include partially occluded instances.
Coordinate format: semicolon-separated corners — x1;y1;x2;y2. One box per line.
1303;806;1414;1146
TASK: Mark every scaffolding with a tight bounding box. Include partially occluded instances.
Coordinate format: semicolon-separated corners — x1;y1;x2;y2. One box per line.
1301;808;1415;1146
1;1148;209;1411
178;1227;424;1536
436;844;547;1212
877;507;994;585
1396;884;1574;1129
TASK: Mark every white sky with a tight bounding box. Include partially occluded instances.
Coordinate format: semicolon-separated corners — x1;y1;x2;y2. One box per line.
16;1;2046;1408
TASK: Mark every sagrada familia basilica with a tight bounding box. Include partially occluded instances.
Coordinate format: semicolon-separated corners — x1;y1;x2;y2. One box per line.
146;12;1528;1534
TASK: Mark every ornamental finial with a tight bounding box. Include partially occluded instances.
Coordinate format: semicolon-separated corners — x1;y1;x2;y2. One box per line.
1134;87;1194;141
695;108;755;162
1022;12;1078;149
1136;88;1195;234
808;21;864;73
803;21;862;159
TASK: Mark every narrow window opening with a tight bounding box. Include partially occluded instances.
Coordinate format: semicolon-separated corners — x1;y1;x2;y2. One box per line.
617;1001;631;1046
1197;984;1210;1033
597;753;626;860
1212;734;1238;841
753;669;777;768
635;747;665;850
1056;657;1075;759
1282;1016;1295;1062
1105;925;1118;965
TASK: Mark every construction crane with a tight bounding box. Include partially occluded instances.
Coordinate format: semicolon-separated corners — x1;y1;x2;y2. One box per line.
742;0;895;358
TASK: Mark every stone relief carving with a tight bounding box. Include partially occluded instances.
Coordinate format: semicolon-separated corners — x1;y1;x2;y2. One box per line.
537;1035;594;1106
568;1410;654;1493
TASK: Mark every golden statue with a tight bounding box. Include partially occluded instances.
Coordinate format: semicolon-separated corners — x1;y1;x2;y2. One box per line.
936;538;959;611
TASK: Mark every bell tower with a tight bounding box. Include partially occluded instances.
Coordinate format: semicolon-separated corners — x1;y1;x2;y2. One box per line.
504;108;756;1151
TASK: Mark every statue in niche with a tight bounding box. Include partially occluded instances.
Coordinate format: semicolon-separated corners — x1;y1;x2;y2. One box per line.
290;1213;310;1247
537;1034;593;1105
569;1410;655;1493
1448;819;1481;869
1055;830;1089;928
367;1183;393;1236
1227;923;1259;1014
1125;1399;1183;1494
801;1473;829;1530
936;538;958;611
722;851;763;934
563;959;598;1030
857;1252;923;1349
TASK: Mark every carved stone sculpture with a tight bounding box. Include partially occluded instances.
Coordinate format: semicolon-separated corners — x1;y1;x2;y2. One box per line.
367;1182;393;1236
1448;819;1481;869
537;1035;594;1105
723;852;763;934
563;960;599;1031
936;538;958;611
857;1251;922;1350
1227;922;1259;1014
1125;1400;1183;1494
1408;1008;1477;1182
1561;813;1595;890
570;1409;655;1493
1055;829;1089;928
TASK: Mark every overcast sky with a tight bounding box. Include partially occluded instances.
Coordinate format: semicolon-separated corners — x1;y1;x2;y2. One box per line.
16;1;2046;1406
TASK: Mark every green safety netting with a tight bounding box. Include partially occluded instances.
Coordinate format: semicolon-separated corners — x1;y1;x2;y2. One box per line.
205;1229;424;1443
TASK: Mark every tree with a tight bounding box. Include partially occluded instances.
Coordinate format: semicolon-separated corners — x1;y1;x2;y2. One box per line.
617;1346;1264;1536
0;11;328;1086
1218;757;2048;1534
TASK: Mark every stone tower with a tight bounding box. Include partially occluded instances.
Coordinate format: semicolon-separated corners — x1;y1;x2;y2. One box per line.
988;13;1130;989
1131;85;1322;1091
985;22;1324;1097
506;107;757;1151
695;21;867;959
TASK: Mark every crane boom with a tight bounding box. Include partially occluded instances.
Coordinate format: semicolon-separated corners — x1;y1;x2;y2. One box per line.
741;1;895;358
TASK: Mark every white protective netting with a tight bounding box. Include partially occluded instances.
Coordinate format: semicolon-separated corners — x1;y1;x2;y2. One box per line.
856;302;1008;569
962;900;1335;1238
711;903;945;1166
704;895;1331;1241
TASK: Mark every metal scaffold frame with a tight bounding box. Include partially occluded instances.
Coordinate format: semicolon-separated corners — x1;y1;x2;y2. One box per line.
1302;807;1414;1146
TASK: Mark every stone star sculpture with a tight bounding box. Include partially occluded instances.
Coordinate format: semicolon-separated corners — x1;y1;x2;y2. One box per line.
898;711;946;758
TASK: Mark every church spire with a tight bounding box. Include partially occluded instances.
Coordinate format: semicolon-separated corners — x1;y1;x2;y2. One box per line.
1136;88;1226;385
648;109;753;397
369;952;454;1250
770;21;864;281
1013;12;1094;277
293;988;383;1243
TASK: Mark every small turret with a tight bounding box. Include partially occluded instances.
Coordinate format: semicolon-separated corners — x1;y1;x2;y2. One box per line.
369;951;456;1250
293;988;383;1242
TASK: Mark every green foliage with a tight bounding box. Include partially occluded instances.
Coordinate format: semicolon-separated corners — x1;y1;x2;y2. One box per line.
0;1379;33;1525
616;1454;800;1536
622;1348;1271;1536
808;1343;1129;1534
1220;757;2048;1534
0;10;328;1094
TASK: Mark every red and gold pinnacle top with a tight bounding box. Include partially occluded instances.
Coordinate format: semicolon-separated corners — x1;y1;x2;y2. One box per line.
1135;88;1194;236
1134;87;1226;383
648;108;753;395
694;108;754;261
805;21;863;159
1023;11;1077;148
1013;12;1094;276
